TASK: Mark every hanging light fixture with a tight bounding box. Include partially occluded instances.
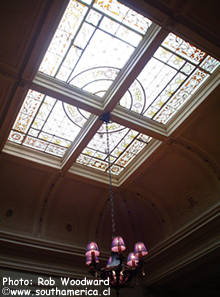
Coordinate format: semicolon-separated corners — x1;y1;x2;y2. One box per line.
85;112;148;296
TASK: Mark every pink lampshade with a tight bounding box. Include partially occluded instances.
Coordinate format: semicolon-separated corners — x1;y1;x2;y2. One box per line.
127;252;138;267
85;242;100;257
86;255;99;266
134;242;148;257
111;236;126;253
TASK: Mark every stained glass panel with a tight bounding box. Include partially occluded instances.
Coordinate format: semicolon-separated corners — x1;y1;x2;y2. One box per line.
181;62;195;75
86;9;102;26
200;56;220;73
39;0;88;76
68;67;119;94
119;33;219;124
8;0;219;181
67;29;134;85
154;69;208;123
8;89;91;157
39;0;153;97
99;17;142;46
76;122;152;174
93;0;152;34
162;33;206;64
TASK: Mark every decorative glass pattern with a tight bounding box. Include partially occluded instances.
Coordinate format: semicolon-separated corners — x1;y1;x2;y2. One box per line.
93;0;152;34
39;0;152;97
200;55;220;73
162;33;206;64
39;0;88;77
7;0;219;180
8;90;91;157
76;123;151;175
119;33;219;124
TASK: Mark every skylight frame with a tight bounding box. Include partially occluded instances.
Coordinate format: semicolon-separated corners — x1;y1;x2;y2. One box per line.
4;0;220;185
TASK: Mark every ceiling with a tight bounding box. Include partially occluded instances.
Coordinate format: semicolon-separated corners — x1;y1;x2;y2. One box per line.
0;0;219;295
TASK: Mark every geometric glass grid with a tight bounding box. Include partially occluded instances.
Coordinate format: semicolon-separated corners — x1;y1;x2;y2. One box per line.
76;122;152;175
6;2;219;182
39;0;152;97
119;33;220;124
8;89;91;157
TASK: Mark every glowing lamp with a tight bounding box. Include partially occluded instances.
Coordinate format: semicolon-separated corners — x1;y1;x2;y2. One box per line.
111;236;126;253
85;242;100;257
127;253;138;267
134;242;148;257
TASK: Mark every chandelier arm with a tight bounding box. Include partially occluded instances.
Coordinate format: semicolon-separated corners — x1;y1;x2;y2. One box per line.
105;120;116;238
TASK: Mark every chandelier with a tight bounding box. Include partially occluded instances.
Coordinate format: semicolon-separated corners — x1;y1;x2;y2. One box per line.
85;112;148;296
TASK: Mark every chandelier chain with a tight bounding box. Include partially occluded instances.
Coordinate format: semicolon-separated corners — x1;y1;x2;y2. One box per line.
105;121;116;238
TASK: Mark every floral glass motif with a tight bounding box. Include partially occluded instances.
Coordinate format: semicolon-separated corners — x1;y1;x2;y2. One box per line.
119;33;220;124
8;90;91;157
7;0;219;179
93;0;152;34
76;123;151;175
39;0;152;97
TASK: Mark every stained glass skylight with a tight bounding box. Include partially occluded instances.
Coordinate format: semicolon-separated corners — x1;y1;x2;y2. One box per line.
76;122;152;175
6;0;220;183
9;89;91;157
39;0;152;97
119;33;220;123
